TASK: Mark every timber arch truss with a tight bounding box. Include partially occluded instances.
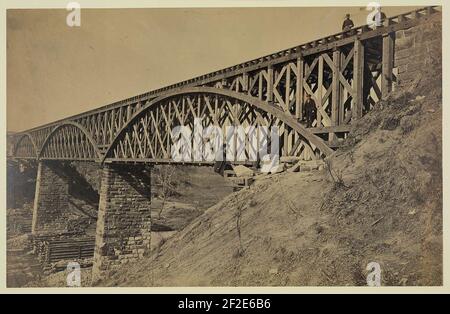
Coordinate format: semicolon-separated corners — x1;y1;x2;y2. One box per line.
8;6;440;166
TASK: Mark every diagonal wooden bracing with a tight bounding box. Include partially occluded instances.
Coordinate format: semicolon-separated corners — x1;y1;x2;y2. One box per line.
38;122;102;161
9;6;440;164
13;133;38;159
103;87;333;164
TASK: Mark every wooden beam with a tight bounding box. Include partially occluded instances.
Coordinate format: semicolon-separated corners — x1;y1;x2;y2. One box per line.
241;72;249;92
381;32;395;99
285;64;291;112
352;39;364;121
309;125;350;134
295;55;304;120
267;65;274;102
331;50;340;126
317;56;323;127
330;49;341;143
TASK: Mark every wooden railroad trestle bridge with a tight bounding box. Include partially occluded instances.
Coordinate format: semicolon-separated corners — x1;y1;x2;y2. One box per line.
6;7;441;280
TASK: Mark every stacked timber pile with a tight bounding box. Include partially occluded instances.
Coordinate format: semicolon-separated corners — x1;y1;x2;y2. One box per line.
32;233;95;265
46;238;95;263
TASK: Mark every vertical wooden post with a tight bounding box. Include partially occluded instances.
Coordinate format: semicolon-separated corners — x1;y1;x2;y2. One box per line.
242;72;249;92
126;106;132;121
339;52;345;125
330;49;341;143
167;101;171;150
285;65;291;112
382;32;395;99
258;72;263;100
267;65;274;103
353;39;364;121
103;111;108;145
109;109;115;143
295;55;304;120
317;55;323;127
332;50;340;126
283;124;289;157
287;127;293;156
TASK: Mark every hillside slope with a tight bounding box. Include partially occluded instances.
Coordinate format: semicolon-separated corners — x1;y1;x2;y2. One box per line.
98;63;442;286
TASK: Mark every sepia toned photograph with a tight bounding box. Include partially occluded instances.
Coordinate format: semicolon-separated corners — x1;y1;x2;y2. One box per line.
5;3;443;289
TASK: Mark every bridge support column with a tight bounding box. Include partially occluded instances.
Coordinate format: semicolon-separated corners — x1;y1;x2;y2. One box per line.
92;163;152;283
32;161;70;234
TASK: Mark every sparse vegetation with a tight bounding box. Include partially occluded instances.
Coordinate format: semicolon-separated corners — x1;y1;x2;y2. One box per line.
234;199;245;257
155;166;177;219
324;159;347;190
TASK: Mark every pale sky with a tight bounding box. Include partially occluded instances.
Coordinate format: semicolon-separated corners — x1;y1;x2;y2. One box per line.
7;6;418;132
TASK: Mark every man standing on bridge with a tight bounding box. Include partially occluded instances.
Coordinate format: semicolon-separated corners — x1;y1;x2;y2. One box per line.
342;14;354;31
303;93;317;128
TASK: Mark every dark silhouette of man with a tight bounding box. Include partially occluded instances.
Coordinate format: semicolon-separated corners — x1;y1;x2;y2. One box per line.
303;94;317;128
342;14;354;31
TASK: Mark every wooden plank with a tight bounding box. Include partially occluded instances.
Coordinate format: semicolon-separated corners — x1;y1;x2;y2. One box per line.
309;125;350;134
273;89;288;112
381;32;395;99
285;64;291;112
248;74;258;95
304;57;318;79
267;65;274;102
273;65;287;87
317;55;323;127
331;50;340;126
352;39;364;121
339;52;346;125
322;53;334;69
258;72;263;100
241;72;249;92
339;72;354;97
369;70;382;100
295;56;304;120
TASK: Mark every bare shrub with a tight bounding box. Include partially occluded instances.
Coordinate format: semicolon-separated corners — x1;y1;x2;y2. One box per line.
234;200;245;257
155;166;177;218
325;159;348;190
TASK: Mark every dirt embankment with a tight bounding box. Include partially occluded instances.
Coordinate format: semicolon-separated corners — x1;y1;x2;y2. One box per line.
98;53;442;286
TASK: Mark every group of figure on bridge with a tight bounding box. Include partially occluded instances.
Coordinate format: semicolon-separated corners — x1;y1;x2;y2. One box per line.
297;9;388;129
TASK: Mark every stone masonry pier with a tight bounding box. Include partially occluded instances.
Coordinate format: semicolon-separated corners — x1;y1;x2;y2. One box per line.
91;164;152;282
